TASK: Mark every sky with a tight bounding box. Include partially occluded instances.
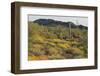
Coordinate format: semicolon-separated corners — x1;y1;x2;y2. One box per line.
28;15;88;26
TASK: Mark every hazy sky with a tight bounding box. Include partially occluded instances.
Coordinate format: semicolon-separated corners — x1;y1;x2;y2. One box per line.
28;15;88;26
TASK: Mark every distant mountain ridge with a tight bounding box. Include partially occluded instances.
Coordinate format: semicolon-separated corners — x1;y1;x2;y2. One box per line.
33;19;87;29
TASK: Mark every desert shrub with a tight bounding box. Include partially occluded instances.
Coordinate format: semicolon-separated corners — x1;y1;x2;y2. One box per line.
32;44;43;49
28;55;41;60
48;54;65;59
29;34;44;43
46;33;58;39
71;41;79;47
47;47;59;55
49;39;66;44
72;48;84;56
57;43;70;49
30;49;46;56
63;48;84;58
28;22;41;35
46;42;56;47
28;44;45;56
28;55;48;60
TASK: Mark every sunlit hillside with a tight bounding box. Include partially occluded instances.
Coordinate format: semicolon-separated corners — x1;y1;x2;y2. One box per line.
28;19;88;61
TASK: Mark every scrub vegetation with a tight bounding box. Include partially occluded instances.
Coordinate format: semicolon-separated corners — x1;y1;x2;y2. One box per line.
28;19;88;60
